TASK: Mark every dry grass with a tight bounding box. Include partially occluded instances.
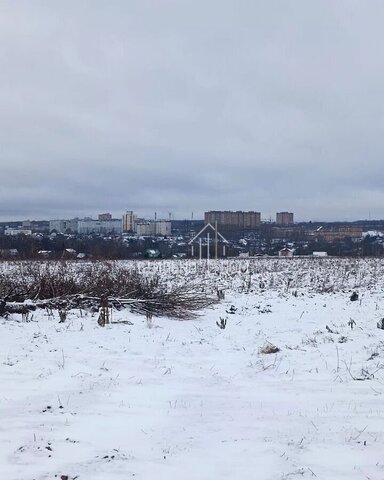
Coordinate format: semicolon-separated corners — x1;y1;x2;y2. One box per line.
259;343;280;354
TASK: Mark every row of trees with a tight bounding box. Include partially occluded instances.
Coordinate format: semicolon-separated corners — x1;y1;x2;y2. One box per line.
0;232;383;259
0;234;156;259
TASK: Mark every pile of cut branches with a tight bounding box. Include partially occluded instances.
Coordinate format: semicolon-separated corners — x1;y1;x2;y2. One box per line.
0;261;217;320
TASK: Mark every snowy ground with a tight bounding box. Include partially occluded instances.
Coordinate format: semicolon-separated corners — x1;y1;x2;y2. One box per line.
1;258;384;479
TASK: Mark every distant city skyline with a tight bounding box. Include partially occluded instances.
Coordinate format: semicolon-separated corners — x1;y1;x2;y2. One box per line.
0;208;382;224
1;2;384;221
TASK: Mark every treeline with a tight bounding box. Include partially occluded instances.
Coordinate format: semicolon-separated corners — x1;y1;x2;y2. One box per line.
0;234;167;259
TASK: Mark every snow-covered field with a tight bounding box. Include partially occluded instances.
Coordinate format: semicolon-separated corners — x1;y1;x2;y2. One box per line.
2;258;384;480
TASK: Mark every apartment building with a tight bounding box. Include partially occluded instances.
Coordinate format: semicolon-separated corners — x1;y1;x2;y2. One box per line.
135;220;171;236
316;226;363;242
276;212;294;225
77;219;122;235
204;211;261;229
122;211;137;232
49;219;79;234
98;213;112;221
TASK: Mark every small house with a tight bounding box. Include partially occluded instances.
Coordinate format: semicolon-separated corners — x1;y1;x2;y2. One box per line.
278;247;294;258
0;249;19;259
145;249;161;259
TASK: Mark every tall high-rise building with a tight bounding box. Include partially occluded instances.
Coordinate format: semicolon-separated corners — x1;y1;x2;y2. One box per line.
122;211;136;232
276;212;294;225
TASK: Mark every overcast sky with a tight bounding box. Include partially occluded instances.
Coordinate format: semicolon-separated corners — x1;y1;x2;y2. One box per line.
1;1;384;222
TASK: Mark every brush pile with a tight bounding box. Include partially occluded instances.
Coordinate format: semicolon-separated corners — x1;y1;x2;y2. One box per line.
0;261;217;320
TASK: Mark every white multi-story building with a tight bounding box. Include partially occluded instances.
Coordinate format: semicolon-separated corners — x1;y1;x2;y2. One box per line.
77;219;122;235
154;220;172;236
49;219;79;233
5;228;32;236
135;222;152;236
134;220;171;236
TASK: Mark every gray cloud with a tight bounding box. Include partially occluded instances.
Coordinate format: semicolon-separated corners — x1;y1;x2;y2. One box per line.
1;0;384;221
